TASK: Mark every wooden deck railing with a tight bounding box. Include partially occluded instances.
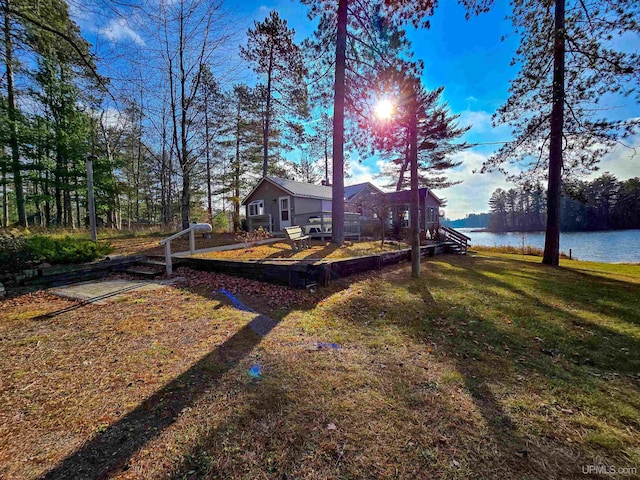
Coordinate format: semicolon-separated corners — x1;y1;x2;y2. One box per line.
441;226;470;254
159;223;212;275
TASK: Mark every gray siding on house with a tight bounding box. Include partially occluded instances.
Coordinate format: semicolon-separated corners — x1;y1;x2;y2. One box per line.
293;197;325;215
244;179;325;232
292;197;326;228
424;194;442;228
244;180;287;231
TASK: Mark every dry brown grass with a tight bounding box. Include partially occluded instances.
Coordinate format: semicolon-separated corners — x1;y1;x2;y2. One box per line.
194;240;409;261
1;253;638;479
107;233;239;257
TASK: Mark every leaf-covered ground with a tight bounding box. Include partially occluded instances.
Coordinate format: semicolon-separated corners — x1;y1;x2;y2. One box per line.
193;240;409;261
0;252;638;479
106;233;240;257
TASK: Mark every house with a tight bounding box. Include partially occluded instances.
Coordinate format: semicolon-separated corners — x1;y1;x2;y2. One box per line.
344;182;385;216
242;176;443;234
384;187;444;232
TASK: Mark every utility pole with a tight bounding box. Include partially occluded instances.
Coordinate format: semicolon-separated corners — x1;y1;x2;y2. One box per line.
86;155;97;241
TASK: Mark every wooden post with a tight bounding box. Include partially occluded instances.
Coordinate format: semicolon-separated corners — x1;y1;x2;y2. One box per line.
165;241;172;276
86;155;97;242
189;228;195;254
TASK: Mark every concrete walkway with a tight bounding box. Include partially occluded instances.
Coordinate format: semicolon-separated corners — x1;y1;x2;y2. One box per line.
49;278;180;305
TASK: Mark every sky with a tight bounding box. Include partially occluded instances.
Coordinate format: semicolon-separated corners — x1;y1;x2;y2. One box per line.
74;0;640;219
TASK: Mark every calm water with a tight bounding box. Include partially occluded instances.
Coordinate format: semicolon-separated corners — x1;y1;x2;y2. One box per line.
458;228;640;264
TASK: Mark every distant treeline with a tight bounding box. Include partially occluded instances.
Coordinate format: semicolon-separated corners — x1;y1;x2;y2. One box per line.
488;174;640;232
442;213;490;229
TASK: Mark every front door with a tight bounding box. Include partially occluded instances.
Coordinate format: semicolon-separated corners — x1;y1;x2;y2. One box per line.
279;196;291;229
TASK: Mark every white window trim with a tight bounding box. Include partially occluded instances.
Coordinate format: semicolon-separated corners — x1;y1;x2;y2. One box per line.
248;200;264;217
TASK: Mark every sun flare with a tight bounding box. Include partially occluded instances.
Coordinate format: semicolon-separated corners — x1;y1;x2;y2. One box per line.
375;99;393;120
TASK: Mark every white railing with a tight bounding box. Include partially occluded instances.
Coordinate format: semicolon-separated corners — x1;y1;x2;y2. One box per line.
159;223;212;276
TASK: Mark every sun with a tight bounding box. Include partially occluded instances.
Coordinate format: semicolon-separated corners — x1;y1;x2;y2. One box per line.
375;99;393;120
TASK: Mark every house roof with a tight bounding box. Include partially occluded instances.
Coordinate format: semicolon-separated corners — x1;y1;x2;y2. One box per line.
242;176;444;206
269;177;333;200
242;176;332;205
344;182;385;202
385;187;445;206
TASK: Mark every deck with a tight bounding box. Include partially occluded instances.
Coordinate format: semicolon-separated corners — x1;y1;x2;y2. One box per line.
180;242;451;289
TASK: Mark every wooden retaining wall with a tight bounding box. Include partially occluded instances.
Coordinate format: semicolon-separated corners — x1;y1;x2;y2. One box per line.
3;255;145;291
181;243;449;289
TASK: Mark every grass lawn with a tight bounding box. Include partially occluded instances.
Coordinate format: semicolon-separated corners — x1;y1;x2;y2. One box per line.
194;240;410;261
0;252;638;479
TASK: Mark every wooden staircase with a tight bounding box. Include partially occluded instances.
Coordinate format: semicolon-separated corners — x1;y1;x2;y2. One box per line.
124;256;183;278
441;226;471;255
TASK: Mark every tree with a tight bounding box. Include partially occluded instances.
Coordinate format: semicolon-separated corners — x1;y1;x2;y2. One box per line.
3;0;25;226
0;0;104;226
240;10;308;177
371;84;469;191
614;177;640;229
361;192;392;246
217;85;262;231
307;112;333;184
160;0;229;229
303;0;491;245
482;0;639;265
193;65;225;222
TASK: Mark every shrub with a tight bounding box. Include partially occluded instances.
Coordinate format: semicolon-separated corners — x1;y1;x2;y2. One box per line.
211;211;230;232
0;233;113;274
0;232;31;275
25;236;113;264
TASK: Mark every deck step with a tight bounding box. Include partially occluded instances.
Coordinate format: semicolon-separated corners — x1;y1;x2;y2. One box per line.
139;259;168;267
124;267;165;278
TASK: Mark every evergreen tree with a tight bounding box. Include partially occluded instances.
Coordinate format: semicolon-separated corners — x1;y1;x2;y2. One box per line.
241;10;308;177
482;0;639;265
302;0;492;244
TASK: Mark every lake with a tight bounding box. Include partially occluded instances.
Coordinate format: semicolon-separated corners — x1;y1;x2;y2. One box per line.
457;228;640;264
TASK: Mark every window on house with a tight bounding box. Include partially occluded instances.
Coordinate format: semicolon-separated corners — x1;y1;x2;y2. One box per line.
248;200;264;216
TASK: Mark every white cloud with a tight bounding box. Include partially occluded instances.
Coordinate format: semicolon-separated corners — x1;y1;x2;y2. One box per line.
96;107;128;130
459;109;493;134
439;149;513;219
97;18;146;46
346;161;374;185
589;133;640;181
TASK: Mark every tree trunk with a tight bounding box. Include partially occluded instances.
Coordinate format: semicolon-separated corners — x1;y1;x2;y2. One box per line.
409;89;420;278
542;0;565;266
44;170;51;226
181;172;190;230
3;2;26;226
262;47;274;177
204;90;213;221
331;0;348;245
395;142;410;191
233;100;242;232
324;135;329;185
1;165;8;226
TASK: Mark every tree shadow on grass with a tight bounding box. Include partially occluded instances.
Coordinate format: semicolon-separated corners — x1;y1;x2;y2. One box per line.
41;313;278;480
448;257;640;375
320;255;638;477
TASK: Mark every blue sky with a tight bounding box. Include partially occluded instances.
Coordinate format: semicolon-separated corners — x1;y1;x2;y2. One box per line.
76;0;640;219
